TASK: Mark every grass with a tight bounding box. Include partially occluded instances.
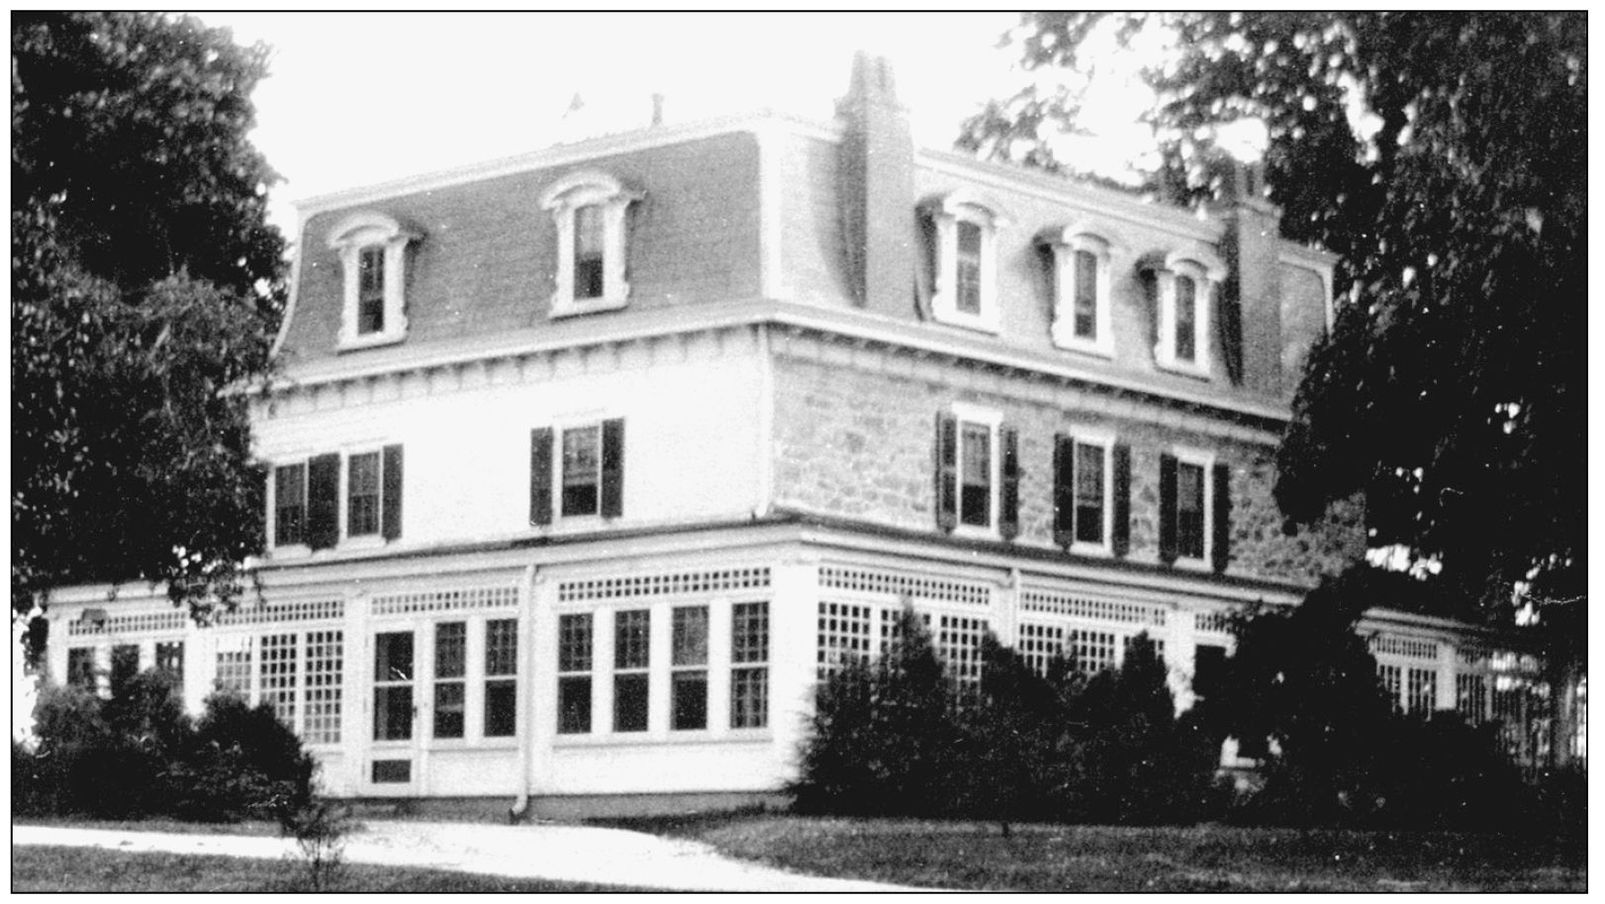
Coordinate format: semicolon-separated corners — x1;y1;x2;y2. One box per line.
605;812;1587;892
13;815;281;836
10;845;650;893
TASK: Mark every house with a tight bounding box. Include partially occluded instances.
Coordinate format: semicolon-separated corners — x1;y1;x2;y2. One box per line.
42;55;1550;816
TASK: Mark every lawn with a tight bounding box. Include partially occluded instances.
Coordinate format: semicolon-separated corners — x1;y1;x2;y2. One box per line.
607;813;1587;892
11;845;646;893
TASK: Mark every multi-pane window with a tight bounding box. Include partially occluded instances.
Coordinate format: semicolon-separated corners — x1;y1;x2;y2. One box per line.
304;630;343;745
1177;462;1206;560
816;602;874;679
433;622;467;739
959;422;992;527
111;644;140;698
484;619;518;737
67;647;97;691
155;641;184;682
216;643;252;697
1174;275;1197;362
561;426;602;517
1068;629;1118;675
260;633;298;726
357;246;385;334
1017;623;1065;676
1073;249;1098;339
374;631;414;741
347;452;381;536
613;609;650;732
671;606;709;731
557;613;593;734
1074;441;1107;545
1407;667;1438;715
955;220;984;315
1379;663;1403;711
1456;673;1488;725
275;463;307;547
731;602;770;730
574;204;606;300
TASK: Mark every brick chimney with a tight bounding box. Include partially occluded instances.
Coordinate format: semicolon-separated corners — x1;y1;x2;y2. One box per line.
836;52;916;317
1213;152;1285;397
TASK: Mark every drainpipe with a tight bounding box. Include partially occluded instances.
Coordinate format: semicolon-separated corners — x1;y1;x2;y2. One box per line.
509;562;538;824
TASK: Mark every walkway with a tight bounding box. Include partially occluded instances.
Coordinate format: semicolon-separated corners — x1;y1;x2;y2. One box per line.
13;819;924;892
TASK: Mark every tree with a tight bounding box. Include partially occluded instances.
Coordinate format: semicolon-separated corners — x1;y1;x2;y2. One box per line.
961;12;1583;621
964;12;1584;762
12;13;286;630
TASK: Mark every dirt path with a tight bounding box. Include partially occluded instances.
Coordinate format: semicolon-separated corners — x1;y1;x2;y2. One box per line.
12;820;924;892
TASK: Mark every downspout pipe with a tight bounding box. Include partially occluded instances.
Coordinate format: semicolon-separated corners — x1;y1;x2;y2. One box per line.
509;562;537;823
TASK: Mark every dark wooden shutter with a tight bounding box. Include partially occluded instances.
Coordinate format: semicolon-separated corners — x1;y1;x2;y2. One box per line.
1158;452;1178;564
1052;435;1074;548
306;453;340;550
600;418;624;519
1111;442;1131;557
1218;286;1244;385
999;425;1021;542
381;444;403;541
529;428;553;526
1212;461;1232;573
935;412;957;531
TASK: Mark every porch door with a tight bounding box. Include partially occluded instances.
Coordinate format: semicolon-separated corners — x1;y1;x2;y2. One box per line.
369;629;419;791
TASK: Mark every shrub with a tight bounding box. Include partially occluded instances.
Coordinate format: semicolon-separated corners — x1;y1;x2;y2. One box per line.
280;798;354;891
17;671;314;823
791;606;965;817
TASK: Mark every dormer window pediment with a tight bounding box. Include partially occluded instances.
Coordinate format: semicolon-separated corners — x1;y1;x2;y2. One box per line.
538;170;644;318
1041;220;1126;358
1139;247;1225;378
328;212;421;352
922;191;1009;334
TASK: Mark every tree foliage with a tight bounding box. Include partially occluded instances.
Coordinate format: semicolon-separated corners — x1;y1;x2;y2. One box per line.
962;12;1584;622
12;12;286;621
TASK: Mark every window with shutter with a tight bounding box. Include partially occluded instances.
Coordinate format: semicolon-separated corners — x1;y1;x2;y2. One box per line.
1053;430;1116;553
1161;448;1216;566
274;463;307;547
941;404;1003;537
533;419;624;525
935;413;958;531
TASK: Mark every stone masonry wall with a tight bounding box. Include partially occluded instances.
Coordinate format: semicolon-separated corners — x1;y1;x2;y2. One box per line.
772;353;1363;587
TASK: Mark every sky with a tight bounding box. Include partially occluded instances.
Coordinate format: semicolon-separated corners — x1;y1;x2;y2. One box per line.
197;12;1035;242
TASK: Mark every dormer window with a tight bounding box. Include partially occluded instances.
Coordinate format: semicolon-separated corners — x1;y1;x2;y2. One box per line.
1043;223;1121;357
924;193;1005;333
328;212;419;351
538;171;643;318
1140;249;1226;377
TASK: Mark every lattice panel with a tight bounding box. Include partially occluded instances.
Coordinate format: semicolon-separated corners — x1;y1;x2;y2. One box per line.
1022;589;1167;628
819;566;989;608
1370;634;1438;660
68;609;187;636
372;586;517;616
816;602;874;679
558;567;770;603
938;615;988;686
1456;646;1490;667
1194;610;1234;635
1018;622;1065;676
216;599;344;626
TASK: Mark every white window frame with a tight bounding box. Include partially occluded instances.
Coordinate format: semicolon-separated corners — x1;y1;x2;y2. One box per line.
1145;249;1225;378
926;193;1005;334
1044;224;1119;357
1171;445;1216;569
550;415;610;523
269;459;310;556
1066;425;1117;556
328;212;418;351
950;402;1003;539
341;444;389;549
538;170;643;318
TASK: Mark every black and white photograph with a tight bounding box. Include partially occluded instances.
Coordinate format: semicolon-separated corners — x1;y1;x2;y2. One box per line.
11;10;1587;892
